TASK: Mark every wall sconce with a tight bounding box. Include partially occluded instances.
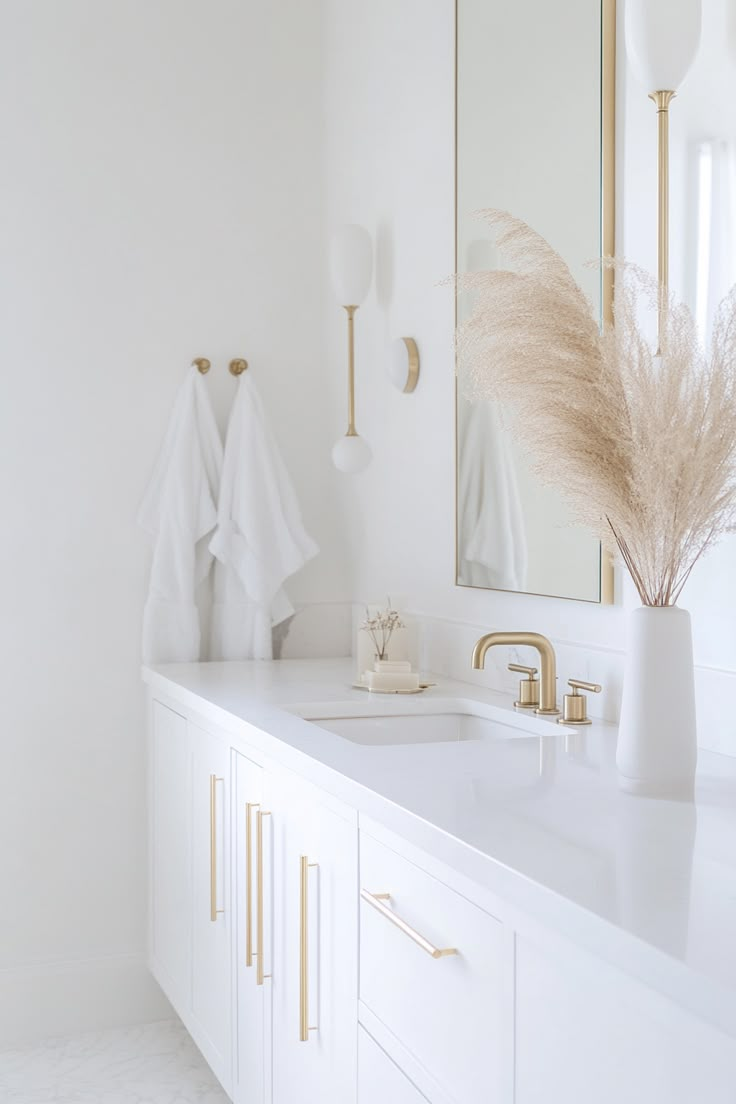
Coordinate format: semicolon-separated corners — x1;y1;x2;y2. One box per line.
388;337;420;393
625;0;701;350
330;224;373;474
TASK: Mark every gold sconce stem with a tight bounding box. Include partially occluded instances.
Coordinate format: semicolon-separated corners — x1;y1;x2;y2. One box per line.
345;305;358;435
650;90;676;353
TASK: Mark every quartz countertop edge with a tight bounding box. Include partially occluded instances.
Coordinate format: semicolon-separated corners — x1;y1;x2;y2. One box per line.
143;657;736;1039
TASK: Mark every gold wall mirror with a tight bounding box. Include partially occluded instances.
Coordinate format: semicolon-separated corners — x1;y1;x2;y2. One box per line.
455;0;615;603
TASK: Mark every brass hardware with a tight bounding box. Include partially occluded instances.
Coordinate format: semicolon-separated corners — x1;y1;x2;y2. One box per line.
209;775;225;922
473;632;559;715
360;889;458;959
245;803;259;966
400;337;420;393
345;305;358;435
256;809;271;985
649;89;676;353
558;678;602;726
229;358;248;376
508;663;540;710
192;357;211;375
299;857;319;1042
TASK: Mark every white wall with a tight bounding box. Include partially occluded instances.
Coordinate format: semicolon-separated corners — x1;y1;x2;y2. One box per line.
0;0;342;1043
323;0;736;751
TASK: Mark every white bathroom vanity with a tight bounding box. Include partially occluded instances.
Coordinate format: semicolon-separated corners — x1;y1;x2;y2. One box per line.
144;658;736;1104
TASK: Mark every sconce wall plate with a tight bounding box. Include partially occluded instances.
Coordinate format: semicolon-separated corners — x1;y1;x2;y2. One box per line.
389;337;420;393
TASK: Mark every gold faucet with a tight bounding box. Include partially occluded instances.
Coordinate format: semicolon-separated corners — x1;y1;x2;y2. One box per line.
472;632;559;716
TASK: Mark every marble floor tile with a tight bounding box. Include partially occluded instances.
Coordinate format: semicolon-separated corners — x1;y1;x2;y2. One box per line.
0;1019;229;1103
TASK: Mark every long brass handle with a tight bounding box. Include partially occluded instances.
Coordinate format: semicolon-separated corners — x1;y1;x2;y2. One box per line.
300;856;319;1041
256;809;271;985
360;889;458;959
209;775;225;922
245;802;259;966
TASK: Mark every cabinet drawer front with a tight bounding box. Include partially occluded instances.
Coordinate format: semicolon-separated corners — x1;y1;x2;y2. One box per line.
359;1028;428;1103
359;832;504;1104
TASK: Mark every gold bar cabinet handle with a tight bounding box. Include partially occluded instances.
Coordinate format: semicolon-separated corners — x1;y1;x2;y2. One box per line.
209;775;225;922
300;856;319;1042
360;889;458;959
256;809;271;985
245;802;259;966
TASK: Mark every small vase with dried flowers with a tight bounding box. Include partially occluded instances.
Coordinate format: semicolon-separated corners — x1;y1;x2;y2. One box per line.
455;211;736;797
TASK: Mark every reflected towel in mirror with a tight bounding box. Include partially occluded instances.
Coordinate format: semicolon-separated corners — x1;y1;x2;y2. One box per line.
457;397;527;591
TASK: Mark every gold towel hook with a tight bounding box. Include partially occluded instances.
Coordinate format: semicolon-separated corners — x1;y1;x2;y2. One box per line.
229;358;248;376
192;357;211;375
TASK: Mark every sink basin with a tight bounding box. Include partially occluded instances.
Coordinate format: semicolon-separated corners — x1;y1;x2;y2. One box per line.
290;697;559;747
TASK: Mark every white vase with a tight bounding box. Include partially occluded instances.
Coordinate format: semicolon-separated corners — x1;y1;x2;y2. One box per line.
616;605;697;799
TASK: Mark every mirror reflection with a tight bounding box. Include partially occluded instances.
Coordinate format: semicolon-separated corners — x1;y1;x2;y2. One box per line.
455;0;611;602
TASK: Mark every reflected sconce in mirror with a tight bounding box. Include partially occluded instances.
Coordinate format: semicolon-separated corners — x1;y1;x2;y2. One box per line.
388;337;420;393
330;224;373;474
625;0;701;349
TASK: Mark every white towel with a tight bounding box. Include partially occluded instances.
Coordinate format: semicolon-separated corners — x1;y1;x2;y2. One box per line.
209;373;318;660
457;395;527;591
138;366;223;664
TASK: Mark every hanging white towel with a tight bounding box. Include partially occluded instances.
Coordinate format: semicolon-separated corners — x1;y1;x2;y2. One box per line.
457;395;528;591
209;372;318;660
137;366;223;664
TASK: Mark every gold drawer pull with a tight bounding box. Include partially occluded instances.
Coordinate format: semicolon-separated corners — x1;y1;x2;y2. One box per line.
245;802;259;966
299;856;319;1042
360;889;458;959
256;809;271;985
209;775;225;922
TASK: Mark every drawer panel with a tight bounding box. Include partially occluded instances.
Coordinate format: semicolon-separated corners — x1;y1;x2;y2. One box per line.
359;831;505;1104
358;1027;428;1103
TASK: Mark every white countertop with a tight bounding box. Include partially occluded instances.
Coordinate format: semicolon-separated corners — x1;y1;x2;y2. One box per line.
143;657;736;1036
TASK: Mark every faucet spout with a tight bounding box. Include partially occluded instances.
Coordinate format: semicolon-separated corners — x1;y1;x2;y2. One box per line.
472;631;559;716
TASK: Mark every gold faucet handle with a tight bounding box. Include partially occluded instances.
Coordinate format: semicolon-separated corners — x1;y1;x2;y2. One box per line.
509;663;539;710
508;663;538;677
558;678;601;725
568;679;601;695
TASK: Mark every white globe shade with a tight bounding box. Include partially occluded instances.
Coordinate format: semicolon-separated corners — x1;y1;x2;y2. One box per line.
330;224;373;306
332;433;372;473
625;0;701;91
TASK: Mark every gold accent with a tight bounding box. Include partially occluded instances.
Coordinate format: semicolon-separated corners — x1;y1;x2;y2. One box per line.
299;857;319;1042
344;305;358;435
558;678;602;725
245;802;259;967
400;337;420;393
256;809;271;985
361;889;458;959
453;0;616;605
229;358;248;376
508;663;540;710
192;358;211;375
473;632;559;715
209;775;225;922
649;89;676;353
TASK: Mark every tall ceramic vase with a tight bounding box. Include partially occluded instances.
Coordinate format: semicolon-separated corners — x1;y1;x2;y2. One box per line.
616;606;697;799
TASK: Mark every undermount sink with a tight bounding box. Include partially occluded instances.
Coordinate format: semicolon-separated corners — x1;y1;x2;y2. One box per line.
291;697;560;747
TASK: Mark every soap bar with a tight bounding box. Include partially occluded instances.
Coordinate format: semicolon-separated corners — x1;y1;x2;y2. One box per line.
373;659;412;673
365;669;420;692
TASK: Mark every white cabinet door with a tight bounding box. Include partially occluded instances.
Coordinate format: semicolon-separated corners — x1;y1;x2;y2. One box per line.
149;700;191;1011
516;935;736;1104
233;750;269;1104
271;770;358;1104
358;1028;428;1104
191;722;232;1092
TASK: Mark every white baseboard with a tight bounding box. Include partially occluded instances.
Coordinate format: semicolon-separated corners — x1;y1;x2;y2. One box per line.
0;952;172;1049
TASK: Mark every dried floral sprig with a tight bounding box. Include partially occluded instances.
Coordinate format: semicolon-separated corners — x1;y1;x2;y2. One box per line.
455;210;736;607
360;600;405;660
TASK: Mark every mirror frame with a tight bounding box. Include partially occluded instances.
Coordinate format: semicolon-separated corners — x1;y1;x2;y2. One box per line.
454;0;617;604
